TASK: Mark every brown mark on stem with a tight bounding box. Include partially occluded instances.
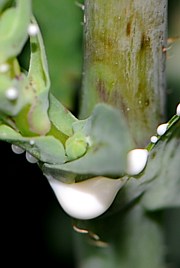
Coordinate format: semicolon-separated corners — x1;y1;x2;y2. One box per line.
140;33;151;51
97;79;109;102
126;21;132;36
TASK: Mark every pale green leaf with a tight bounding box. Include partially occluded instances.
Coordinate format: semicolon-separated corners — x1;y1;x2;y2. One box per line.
24;17;51;135
0;73;28;116
0;0;12;12
48;94;77;137
43;103;134;180
0;124;66;164
0;0;31;63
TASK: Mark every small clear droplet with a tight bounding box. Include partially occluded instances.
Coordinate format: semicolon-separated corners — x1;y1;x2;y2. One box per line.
25;152;38;164
11;144;25;154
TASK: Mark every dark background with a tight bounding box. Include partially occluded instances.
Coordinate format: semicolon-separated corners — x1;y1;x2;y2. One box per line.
1;141;76;267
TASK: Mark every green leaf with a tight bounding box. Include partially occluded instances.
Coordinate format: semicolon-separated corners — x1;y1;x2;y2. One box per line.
0;0;31;63
0;73;27;116
22;17;50;135
13;17;52;136
0;3;51;136
48;94;77;137
0;124;66;164
0;0;13;13
28;17;50;91
43;103;134;180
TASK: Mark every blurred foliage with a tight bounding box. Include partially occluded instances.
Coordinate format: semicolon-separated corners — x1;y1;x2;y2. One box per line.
22;0;84;113
167;0;180;118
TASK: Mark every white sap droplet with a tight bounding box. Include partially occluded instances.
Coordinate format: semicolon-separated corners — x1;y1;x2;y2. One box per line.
150;135;158;143
176;103;180;116
83;14;86;24
47;176;127;220
75;1;85;10
29;140;35;145
126;149;148;176
25;152;38;163
0;63;9;73
157;123;168;136
11;144;25;154
85;136;92;146
5;87;18;100
28;23;39;36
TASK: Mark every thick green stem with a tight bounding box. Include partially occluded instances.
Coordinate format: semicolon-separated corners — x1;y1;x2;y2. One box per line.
80;0;167;146
76;1;168;267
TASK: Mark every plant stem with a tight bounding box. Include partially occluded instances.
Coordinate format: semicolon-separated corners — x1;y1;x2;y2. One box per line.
80;0;167;147
75;1;168;267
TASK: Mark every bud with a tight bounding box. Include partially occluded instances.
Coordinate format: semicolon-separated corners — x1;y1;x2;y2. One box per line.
65;132;88;161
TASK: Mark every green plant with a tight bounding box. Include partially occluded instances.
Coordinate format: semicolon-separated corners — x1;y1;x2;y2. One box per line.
0;1;179;267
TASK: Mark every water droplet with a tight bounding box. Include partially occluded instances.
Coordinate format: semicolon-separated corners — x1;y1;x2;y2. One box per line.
157;123;168;136
5;87;18;100
11;144;25;154
28;23;39;36
25;152;38;163
126;149;148;175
